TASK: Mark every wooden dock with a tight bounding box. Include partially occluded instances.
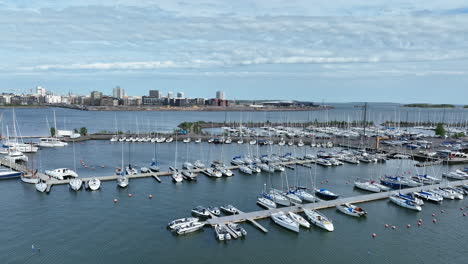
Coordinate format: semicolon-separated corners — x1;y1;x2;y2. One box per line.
207;179;468;226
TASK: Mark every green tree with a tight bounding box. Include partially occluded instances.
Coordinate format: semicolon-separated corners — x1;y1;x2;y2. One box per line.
79;127;88;136
50;127;56;137
435;123;445;137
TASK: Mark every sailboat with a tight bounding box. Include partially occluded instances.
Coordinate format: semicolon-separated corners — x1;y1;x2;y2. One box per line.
304;209;334;231
69;141;82;191
171;134;183;183
271;212;299;233
35;180;48;193
88;178;101;191
38;110;68;147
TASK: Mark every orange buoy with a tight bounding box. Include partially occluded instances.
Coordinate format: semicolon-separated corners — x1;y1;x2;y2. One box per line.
113;199;118;203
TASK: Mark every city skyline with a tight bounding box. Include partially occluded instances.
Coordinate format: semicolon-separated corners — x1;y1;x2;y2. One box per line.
1;0;468;103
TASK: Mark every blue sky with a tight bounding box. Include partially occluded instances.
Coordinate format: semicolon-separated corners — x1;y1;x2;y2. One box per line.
1;0;468;103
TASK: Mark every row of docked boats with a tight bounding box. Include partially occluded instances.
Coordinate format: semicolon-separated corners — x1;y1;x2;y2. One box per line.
270;209;335;232
257;186;339;209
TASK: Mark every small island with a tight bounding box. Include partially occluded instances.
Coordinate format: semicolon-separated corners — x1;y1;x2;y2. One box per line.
403;103;455;108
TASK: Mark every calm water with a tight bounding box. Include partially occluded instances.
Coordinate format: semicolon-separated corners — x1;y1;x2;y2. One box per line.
0;140;467;264
1;103;468;136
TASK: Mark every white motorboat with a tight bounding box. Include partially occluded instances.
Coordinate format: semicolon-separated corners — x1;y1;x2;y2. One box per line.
239;166;252;174
224;137;232;144
5;151;28;163
442;187;464;199
117;176;129;188
5;142;39;153
257;196;277;209
288;212;310;228
237;139;244;144
69;178;83;191
220;204;239;214
442;170;468;180
182;169;197;180
205;167;223;178
431;189;455;200
249;140;257;145
191;206;210;218
88;178;101;191
35;181;48;193
183;137;191;143
140;167;150;173
304;209;334;231
168;217;199;230
227;223;247;237
171;169;183;183
297;140;304;147
45;168;78;180
389;195;422;211
294;188;319;202
336;203;367;217
271;212;299;233
194;160;206;169
214;224;231;240
165;137;174;143
354;181;381;193
175;222;205;235
38;137;68;147
207;206;221;216
195;138;202;143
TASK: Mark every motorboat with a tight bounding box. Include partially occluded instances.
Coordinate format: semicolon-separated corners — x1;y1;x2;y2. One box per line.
171;169;183;183
413;191;443;203
207;206;221;216
206;167;222;178
354;181;381;193
195;138;202;143
183;137;191;143
249;140;257;145
35;181;48;193
257;196;277;209
293;188;319;202
165;137;174;143
167;217;199;230
125;165;137;175
288;212;310;228
412;174;441;185
237;138;244;144
214;224;231;240
175;222;205;235
389;195;422;211
224;137;232;144
4;151;28;163
117;176;129;188
45;168;78;180
271;212;299;233
336;203;367;217
38;137;68;147
220;204;239;214
191;206;210;218
20;173;38;184
182;169;197;181
304;209;334;231
227;223;247;237
140;167;150;173
88;178;101;191
442;170;468;180
194;160;206;169
69;178;83;191
315;188;339;200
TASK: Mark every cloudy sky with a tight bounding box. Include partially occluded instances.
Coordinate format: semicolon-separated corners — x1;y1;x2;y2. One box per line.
1;0;468;103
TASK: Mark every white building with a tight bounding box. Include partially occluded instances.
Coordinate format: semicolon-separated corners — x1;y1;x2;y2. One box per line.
36;86;46;96
113;86;126;99
45;95;62;104
216;91;225;100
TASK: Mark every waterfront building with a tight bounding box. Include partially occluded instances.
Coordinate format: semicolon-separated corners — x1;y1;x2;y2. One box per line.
167;92;174;99
177;92;184;98
149;90;162;98
216;91;225;100
112;86;126;99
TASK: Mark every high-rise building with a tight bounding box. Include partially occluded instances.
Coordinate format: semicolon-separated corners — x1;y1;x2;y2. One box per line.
36;86;46;96
90;91;103;100
216;91;225;100
149;90;162;98
177;92;184;98
167;92;174;99
113;86;126;99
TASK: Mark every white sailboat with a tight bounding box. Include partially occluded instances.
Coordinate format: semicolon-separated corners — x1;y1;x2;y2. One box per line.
45;168;78;180
271;212;299;233
69;178;83;191
35;181;47;193
304;209;334;231
288;212;310;228
88;178;101;191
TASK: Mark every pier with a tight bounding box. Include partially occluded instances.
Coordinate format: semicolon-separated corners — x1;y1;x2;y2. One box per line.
207;179;468;228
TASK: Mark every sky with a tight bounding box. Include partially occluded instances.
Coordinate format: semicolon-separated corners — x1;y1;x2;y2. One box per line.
1;0;468;103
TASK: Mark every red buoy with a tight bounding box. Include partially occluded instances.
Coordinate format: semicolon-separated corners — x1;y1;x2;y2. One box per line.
440;210;444;213
463;213;467;217
128;193;133;197
148;194;153;199
113;199;118;203
406;224;411;228
372;233;377;238
432;213;436;217
417;222;422;226
384;224;389;228
392;225;396;230
433;219;437;223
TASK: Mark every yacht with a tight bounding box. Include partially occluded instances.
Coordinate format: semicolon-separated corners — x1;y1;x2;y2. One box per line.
413;191;443;203
5;151;28;163
125;165;137;176
183;162;194;170
371;181;391;191
304;209;334;231
271;212;299;233
38;138;68;147
354;181;381;193
20;173;38;184
336;203;367;217
389;195;422;211
175;222;205;235
220;204;239;214
117;176;129;188
35;181;48;193
284;191;302;204
182;169;197;181
257;196;277;209
171;168;183;183
191;206;210;218
239;166;253;174
431;189;455;200
412;174;441;184
442;170;468;180
231;157;244;166
88;178;101;191
288;212;310;228
69;178;83;191
315;188;339;200
193;160;206;169
219;166;233;177
0;169;22;179
45;168;78;180
167;217;199;230
268;190;291;206
258;163;275;173
206;167;222;178
397;193;424;206
442;187;464;199
294;188;319;202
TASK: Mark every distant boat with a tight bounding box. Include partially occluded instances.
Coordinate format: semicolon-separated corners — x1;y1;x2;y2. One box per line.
38;137;68;148
45;168;78;180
